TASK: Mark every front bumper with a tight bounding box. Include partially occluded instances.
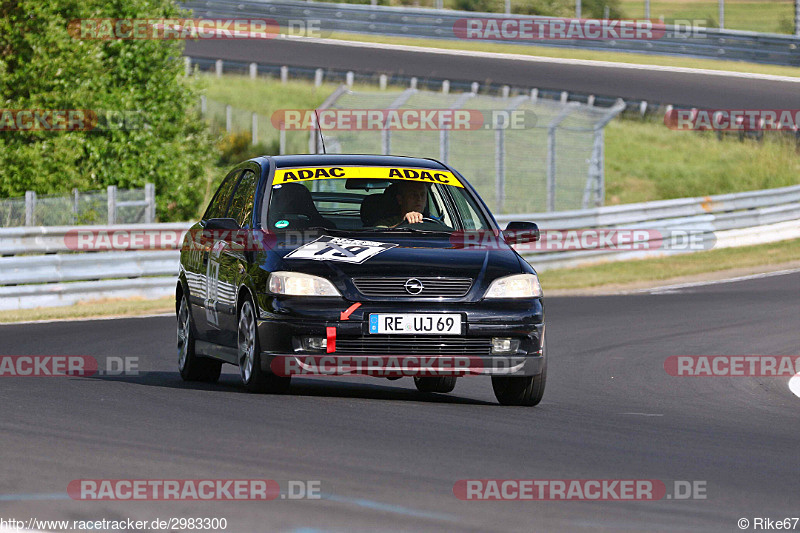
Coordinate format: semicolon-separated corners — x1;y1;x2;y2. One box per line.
256;297;545;377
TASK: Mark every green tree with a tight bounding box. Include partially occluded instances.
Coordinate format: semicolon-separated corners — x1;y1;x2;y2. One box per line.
0;0;212;220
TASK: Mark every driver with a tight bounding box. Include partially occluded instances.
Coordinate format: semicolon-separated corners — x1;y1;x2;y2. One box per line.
375;180;428;227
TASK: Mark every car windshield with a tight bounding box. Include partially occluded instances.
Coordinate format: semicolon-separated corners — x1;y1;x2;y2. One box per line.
261;166;491;233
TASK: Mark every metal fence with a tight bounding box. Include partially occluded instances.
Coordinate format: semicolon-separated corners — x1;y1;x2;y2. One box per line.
182;0;800;67
310;88;624;213
0;185;156;228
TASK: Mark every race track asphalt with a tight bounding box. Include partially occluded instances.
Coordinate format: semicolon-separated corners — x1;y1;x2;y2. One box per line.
1;271;798;532
185;38;800;108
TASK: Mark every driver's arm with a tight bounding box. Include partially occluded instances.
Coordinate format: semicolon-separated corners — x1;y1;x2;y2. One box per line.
397;211;423;225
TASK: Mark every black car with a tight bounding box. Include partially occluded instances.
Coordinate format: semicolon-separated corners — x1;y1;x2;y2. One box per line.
176;154;546;406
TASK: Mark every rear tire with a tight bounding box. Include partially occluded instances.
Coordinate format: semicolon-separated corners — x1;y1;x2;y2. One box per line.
238;298;291;394
177;293;221;382
491;338;547;406
414;376;457;394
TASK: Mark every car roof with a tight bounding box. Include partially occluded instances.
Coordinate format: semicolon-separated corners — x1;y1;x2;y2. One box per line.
262;154;449;170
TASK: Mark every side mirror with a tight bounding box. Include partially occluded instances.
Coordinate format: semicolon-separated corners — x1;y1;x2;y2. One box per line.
205;218;240;231
503;221;539;244
202;218;240;244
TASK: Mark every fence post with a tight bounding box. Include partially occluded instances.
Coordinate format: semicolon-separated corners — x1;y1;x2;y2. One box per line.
314;68;324;87
379;74;387;90
280;127;286;155
442;80;450;94
439;129;449;165
471;82;479;94
575;0;581;18
145;183;156;223
495;128;505;213
560;91;568;103
200;95;207;116
215;59;223;78
501;85;510;98
546;104;578;212
249;62;257;79
719;0;725;29
281;66;288;84
226;105;232;133
381;129;391;155
308;114;317;154
796;0;800;36
184;57;192;77
72;188;79;224
346;71;354;88
25;191;36;226
107;186;117;225
530;88;538;102
410;77;418;90
251;113;258;145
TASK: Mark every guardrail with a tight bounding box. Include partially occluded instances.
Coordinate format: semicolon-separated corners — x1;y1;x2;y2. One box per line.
496;184;800;269
1;185;798;310
181;0;800;67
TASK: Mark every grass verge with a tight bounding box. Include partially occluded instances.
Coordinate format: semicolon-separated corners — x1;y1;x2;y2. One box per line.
604;119;800;204
538;237;800;290
0;297;174;324
619;0;795;34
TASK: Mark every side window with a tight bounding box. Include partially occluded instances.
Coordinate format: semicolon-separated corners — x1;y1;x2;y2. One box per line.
229;170;257;228
203;169;241;220
450;189;490;230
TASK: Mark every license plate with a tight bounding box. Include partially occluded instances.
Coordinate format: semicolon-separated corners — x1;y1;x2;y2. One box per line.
369;313;461;335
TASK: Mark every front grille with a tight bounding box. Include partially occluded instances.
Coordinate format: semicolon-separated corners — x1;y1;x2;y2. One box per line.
353;277;472;297
335;336;491;355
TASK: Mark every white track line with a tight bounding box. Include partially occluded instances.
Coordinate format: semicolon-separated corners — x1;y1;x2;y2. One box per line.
643;267;800;294
299;36;800;83
0;312;173;326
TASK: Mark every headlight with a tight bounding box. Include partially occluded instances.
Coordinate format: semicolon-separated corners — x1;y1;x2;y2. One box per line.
268;271;342;297
484;273;542;299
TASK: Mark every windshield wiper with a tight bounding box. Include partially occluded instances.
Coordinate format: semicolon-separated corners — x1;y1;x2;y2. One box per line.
361;226;452;235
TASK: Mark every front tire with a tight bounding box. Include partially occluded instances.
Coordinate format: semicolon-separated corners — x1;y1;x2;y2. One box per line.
177;293;221;382
491;338;547;406
414;376;457;394
238;298;291;394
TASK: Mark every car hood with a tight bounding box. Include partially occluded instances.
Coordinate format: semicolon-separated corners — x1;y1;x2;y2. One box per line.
267;232;525;299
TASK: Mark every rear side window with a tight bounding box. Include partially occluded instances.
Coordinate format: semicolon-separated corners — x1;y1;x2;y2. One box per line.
229;170;257;228
204;169;241;220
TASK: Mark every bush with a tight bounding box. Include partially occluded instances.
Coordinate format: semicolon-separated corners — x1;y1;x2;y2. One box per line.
216;132;280;166
0;0;214;221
